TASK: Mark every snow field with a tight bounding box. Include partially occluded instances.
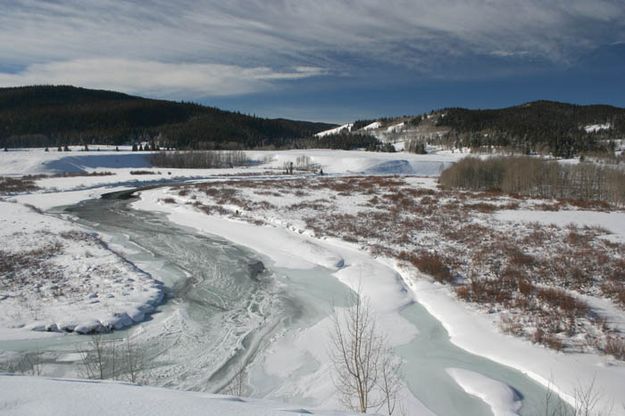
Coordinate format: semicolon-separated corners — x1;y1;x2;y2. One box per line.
0;201;164;338
0;375;355;416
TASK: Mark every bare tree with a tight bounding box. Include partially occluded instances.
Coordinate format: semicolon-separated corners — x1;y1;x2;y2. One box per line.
79;334;109;380
78;335;147;383
542;378;615;416
377;349;404;416
224;359;248;397
122;337;145;384
329;289;403;414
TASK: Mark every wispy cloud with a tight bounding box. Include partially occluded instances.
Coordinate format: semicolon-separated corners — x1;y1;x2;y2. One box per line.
0;59;325;97
0;0;623;97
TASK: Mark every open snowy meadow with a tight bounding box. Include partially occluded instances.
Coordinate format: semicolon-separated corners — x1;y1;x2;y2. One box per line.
1;148;624;416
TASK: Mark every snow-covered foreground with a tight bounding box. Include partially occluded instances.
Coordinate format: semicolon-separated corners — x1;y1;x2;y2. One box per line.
0;375;353;416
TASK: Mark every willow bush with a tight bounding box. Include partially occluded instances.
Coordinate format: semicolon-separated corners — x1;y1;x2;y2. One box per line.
440;156;625;206
150;150;250;169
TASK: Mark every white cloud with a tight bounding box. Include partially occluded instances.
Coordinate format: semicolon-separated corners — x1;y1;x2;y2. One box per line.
0;59;325;97
0;0;623;96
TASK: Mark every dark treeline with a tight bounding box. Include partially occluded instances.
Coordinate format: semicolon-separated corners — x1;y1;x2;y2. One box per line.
435;101;625;157
0;86;335;149
440;157;625;206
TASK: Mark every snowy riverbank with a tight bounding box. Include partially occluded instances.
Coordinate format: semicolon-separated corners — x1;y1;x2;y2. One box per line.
133;183;625;415
0;200;164;339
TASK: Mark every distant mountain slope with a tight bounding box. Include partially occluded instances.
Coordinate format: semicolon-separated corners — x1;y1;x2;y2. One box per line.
435;101;625;157
0;86;335;149
351;101;625;157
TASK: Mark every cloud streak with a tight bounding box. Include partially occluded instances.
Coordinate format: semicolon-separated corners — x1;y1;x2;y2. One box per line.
0;0;623;97
0;59;325;97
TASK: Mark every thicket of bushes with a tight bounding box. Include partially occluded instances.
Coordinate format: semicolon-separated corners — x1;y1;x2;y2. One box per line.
149;150;250;169
440;157;625;206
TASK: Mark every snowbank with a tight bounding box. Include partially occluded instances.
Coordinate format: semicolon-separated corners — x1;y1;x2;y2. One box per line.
0;375;355;416
447;368;522;416
403;277;625;415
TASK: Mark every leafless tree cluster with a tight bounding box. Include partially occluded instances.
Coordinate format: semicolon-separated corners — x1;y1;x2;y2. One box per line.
440;157;625;206
78;335;147;383
329;289;404;415
541;378;617;416
1;350;43;376
404;138;428;154
223;360;248;397
150;150;250;169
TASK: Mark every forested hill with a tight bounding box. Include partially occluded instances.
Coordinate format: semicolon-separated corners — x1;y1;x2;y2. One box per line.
434;101;625;157
0;85;336;149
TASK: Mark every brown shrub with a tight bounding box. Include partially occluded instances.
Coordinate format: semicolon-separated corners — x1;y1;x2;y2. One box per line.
0;177;39;193
398;251;453;283
410;251;454;283
536;287;588;316
455;286;470;300
508;248;535;267
604;337;625;360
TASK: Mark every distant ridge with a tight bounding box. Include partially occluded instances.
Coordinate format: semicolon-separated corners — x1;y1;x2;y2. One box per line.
0;85;336;149
346;100;625;157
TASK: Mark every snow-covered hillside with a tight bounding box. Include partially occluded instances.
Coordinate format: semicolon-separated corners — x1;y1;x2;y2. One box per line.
584;123;611;133
314;123;353;137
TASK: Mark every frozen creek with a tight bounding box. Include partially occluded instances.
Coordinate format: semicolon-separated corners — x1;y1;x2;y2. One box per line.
1;189;554;416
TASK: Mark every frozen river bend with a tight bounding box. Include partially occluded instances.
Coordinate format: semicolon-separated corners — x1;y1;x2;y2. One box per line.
0;188;562;416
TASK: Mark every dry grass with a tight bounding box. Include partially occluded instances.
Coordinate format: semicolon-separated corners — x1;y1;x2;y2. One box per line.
0;177;39;193
168;174;625;357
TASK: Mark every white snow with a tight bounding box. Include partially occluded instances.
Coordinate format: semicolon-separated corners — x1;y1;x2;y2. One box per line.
495;209;625;243
0;200;164;337
362;121;382;130
447;368;522;416
405;277;625;415
584;123;611;133
314;124;353;138
0;375;355;416
386;122;405;133
135;177;625;415
132;189;435;414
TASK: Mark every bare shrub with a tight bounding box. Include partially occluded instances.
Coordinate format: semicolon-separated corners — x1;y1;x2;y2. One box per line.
130;170;156;175
150;150;250;169
79;335;147;383
0;176;39;193
440;156;625;206
329;289;403;414
604;337;625;360
403;251;453;283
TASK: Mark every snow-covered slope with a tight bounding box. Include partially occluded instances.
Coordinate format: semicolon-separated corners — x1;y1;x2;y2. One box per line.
0;375;354;416
584;123;611;133
314;123;353;137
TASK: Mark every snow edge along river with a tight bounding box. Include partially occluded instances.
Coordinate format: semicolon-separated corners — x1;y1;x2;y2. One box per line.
131;187;625;416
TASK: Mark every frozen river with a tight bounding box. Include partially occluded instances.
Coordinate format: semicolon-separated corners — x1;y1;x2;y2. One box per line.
1;189;556;415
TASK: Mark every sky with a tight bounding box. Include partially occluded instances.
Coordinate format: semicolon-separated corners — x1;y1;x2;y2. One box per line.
0;0;624;123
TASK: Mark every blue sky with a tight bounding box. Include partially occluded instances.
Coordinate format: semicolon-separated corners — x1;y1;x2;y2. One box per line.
0;0;624;123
